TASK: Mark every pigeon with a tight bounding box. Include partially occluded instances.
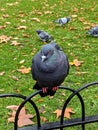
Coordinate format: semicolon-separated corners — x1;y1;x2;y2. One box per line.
31;41;69;97
86;26;98;37
53;17;71;26
36;30;53;42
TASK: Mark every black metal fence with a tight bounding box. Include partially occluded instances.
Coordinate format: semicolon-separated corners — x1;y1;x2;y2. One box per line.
0;81;98;130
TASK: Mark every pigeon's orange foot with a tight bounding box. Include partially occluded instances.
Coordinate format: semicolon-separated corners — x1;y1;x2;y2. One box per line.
42;87;47;93
52;86;58;91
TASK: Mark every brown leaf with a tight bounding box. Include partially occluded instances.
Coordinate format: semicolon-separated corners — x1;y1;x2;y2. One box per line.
64;108;75;119
0;25;6;30
22;33;30;38
18;67;31;74
39;106;46;114
53;109;62;118
8;117;15;123
18;118;34;127
54;107;75;119
7;105;35;127
41;116;48;122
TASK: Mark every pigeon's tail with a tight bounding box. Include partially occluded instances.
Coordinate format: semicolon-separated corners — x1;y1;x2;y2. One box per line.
52;20;59;23
33;82;56;97
86;30;92;35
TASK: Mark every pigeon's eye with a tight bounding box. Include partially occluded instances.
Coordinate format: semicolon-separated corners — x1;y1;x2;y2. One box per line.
48;50;52;55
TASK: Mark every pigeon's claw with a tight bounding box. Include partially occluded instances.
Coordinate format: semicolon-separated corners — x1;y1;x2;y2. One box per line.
42;87;47;93
52;86;58;91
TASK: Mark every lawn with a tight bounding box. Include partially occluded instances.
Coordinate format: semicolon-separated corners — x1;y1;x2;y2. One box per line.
0;0;98;130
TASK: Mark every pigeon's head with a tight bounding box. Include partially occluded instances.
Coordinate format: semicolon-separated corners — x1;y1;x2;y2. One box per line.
67;17;71;22
41;44;54;62
36;30;42;34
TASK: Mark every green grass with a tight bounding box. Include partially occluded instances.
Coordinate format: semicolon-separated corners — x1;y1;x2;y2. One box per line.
0;0;98;129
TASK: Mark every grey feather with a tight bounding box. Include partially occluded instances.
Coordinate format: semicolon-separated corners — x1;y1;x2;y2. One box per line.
86;26;98;37
36;30;53;42
31;41;69;97
53;17;71;26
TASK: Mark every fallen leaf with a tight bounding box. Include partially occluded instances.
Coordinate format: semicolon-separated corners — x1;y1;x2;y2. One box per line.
19;60;25;64
84;26;90;30
0;71;5;76
39;106;46;114
64;108;75;119
18;67;31;74
0;25;6;30
31;18;40;22
11;76;19;81
18;118;34;127
69;26;76;30
44;11;52;14
0;89;5;92
53;109;61;118
5;22;11;25
6;105;19;111
17;26;27;30
37;99;44;103
41;116;48;122
70;59;84;67
22;33;30;38
3;14;9;18
0;35;11;43
71;14;77;18
11;41;22;46
7;105;35;127
54;107;75;119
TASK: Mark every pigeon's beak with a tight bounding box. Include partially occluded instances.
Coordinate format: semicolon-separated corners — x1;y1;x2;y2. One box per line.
42;55;47;62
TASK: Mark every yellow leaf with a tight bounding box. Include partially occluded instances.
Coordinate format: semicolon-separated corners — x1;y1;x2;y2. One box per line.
19;60;25;64
70;59;84;67
18;67;31;74
71;15;77;18
17;26;27;30
31;18;40;22
0;71;5;76
11;41;22;46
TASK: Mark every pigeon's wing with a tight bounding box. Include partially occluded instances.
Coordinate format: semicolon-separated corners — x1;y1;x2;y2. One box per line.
31;58;37;80
60;18;67;24
87;26;98;36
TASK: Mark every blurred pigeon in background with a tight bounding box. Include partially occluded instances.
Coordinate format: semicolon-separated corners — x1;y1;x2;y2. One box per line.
31;41;69;97
36;30;53;42
86;26;98;37
53;17;71;26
